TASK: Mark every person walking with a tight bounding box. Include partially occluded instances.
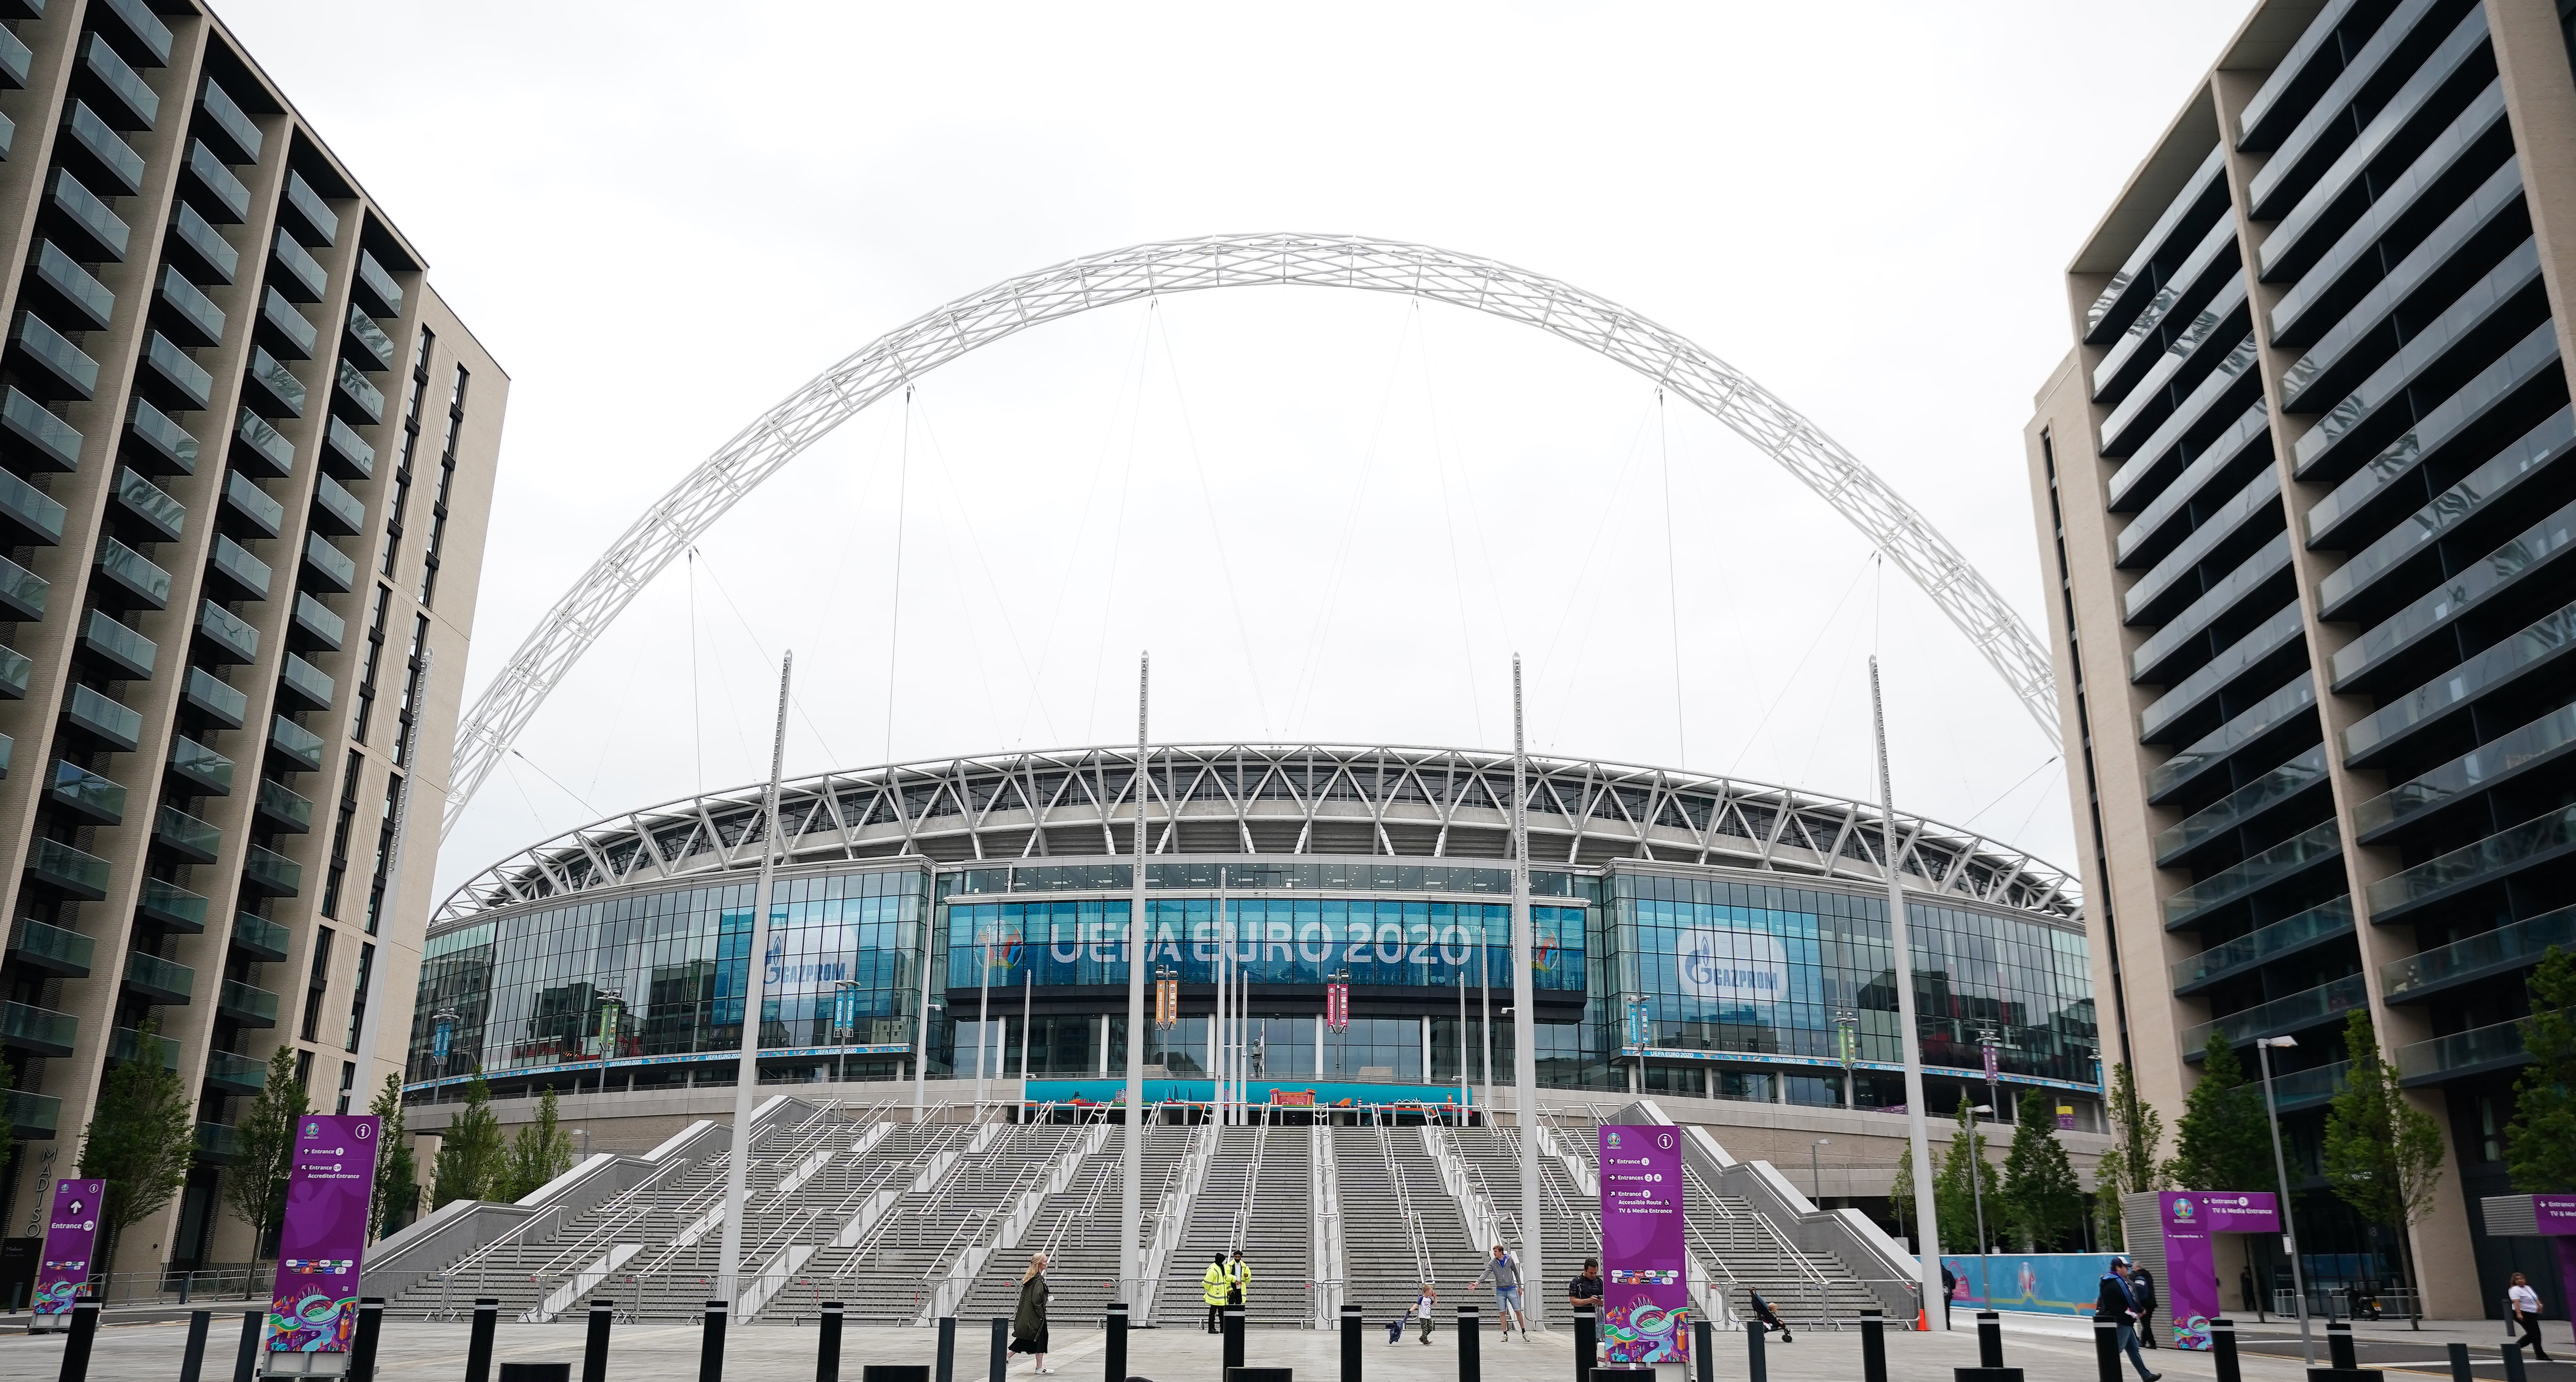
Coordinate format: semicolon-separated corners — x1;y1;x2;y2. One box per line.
2094;1256;2159;1382
2132;1264;2159;1348
1941;1262;1956;1328
1415;1282;1440;1344
2240;1267;2257;1316
1473;1243;1529;1341
1010;1253;1053;1375
1201;1253;1230;1334
1228;1249;1251;1314
2509;1272;2553;1362
1569;1258;1604;1317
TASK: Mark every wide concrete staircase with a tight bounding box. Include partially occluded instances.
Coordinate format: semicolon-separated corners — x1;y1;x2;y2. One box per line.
956;1125;1191;1329
1331;1124;1485;1333
1151;1123;1314;1329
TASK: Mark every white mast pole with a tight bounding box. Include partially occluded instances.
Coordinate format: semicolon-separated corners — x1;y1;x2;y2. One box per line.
1510;654;1545;1327
1120;655;1149;1306
718;651;792;1313
1875;656;1947;1328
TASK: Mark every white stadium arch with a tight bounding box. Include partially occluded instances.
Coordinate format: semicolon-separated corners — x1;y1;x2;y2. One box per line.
443;233;2058;837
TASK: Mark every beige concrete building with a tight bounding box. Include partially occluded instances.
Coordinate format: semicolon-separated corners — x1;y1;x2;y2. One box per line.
0;0;502;1281
2026;0;2576;1321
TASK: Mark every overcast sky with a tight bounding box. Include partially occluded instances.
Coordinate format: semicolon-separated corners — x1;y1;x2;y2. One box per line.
212;1;2252;896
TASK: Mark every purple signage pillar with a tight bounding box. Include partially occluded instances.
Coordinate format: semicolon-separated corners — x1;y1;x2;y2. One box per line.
267;1114;382;1353
1599;1124;1691;1364
33;1178;104;1316
2158;1191;2279;1352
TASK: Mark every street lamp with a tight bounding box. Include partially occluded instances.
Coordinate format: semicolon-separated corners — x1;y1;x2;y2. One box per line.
833;979;860;1083
1969;1103;1994;1305
2255;1035;2314;1365
1810;1138;1830;1204
1626;996;1652;1094
1834;1009;1859;1109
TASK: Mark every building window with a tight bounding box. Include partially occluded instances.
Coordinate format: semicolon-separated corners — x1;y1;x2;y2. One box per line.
380;328;433;579
417;364;467;606
335;1060;357;1116
364;773;403;936
293;1049;314;1093
394;615;428;766
320;751;363;920
301;927;337;1043
352;584;392;745
345;942;375;1053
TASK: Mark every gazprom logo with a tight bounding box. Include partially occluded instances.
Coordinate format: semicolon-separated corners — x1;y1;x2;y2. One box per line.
1676;927;1787;1004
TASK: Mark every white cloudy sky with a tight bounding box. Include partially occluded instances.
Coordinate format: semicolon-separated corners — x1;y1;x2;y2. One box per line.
213;1;2250;895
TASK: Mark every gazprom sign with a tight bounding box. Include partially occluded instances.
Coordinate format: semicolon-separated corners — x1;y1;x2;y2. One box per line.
1676;927;1788;1006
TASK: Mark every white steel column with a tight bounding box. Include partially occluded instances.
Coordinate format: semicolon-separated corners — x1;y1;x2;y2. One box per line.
1120;655;1149;1306
718;651;792;1311
1510;654;1545;1326
1875;656;1946;1328
912;880;935;1121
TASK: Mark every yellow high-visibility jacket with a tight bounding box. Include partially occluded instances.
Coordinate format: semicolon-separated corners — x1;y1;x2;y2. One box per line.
1202;1264;1231;1306
1229;1260;1250;1302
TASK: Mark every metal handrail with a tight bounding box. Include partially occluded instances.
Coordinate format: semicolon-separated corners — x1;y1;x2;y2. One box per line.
1370;1120;1436;1287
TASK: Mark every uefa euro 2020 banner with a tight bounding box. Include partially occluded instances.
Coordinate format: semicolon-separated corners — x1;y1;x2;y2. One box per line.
268;1114;381;1353
1599;1124;1691;1364
34;1178;104;1316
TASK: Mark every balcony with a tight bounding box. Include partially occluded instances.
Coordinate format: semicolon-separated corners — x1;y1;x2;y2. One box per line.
283;171;334;246
179;139;248;224
194;600;258;664
2163;819;2343;930
216;979;279;1027
0;648;25;701
2304;321;2559;534
270;230;324;302
63;99;143;195
2343;500;2576;698
167;203;236;285
204;1049;266;1094
205;533;270;601
0;391;76;484
259;288;315;360
242;347;304;419
322;416;374;480
0;1002;77;1057
343;307;393;373
3;1089;60;1139
95;537;171;609
154;265;222;346
46;169;129;262
109;1026;177;1069
0;24;24;89
82;609;155;677
2358;703;2576;843
221;471;283;537
80;34;156;129
183;667;245;729
0;468;65;545
173;730;239;798
31;241;113;332
26;837;109;900
152;803;219;863
311;473;364;536
115;467;183;541
138;877;208;933
290;593;343;651
255;777;312;833
45;760;125;825
96;0;174;65
11;313;98;400
195;76;261;163
124;397;197;475
2180;974;2370;1054
230;910;288;961
2138;601;2306;746
232;407;294;478
332;360;384;424
0;552;46;620
2385;903;2576;1005
2398;1016;2534;1086
356;250;403;318
302;534;354;592
2317;403;2574;622
194;1121;240;1162
2171;896;2355;995
268;714;323;771
141;331;211;411
65;685;141;750
240;844;301;898
2367;805;2576;922
2261;1059;2348;1113
122;950;193;1004
276;651;332;711
7;918;92;977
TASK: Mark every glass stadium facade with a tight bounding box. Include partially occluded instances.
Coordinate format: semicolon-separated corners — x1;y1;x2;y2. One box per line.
406;746;2096;1120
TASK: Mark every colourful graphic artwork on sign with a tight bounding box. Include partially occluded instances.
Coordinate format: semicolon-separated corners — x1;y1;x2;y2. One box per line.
34;1178;104;1317
2157;1191;2278;1352
267;1114;381;1353
1598;1124;1691;1364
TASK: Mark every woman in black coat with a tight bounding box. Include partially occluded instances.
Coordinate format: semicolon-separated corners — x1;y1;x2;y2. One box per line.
1011;1253;1053;1375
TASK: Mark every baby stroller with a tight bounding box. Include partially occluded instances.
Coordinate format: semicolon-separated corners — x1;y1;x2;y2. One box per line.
1747;1289;1794;1343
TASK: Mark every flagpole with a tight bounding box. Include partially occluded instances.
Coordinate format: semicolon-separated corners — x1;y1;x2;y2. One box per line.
1875;656;1948;1328
718;651;792;1313
1120;655;1149;1308
1510;654;1545;1326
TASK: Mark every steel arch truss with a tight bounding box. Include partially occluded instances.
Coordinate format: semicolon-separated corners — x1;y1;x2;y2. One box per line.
436;743;2078;927
444;233;2059;836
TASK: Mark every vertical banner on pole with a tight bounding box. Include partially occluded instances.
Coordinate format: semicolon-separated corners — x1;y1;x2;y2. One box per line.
268;1114;383;1352
2156;1192;2278;1351
1599;1125;1690;1364
34;1178;104;1316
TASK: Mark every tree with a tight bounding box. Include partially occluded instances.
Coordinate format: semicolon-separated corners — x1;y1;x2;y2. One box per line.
2507;946;2576;1192
2322;1009;2446;1329
1936;1095;1997;1252
2002;1088;2084;1249
2093;1062;2166;1249
368;1074;418;1241
497;1088;574;1203
77;1018;195;1282
221;1046;308;1263
2171;1031;2274;1193
431;1071;504;1208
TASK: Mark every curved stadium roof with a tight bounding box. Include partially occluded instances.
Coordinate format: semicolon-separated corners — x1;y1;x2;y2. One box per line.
435;744;2081;927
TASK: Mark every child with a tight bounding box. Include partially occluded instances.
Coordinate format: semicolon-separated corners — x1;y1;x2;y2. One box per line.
1748;1288;1794;1343
1415;1283;1440;1344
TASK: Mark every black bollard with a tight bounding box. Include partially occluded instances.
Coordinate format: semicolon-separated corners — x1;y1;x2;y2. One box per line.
349;1297;385;1382
56;1296;99;1382
2329;1321;2358;1373
1225;1304;1248;1375
467;1297;502;1382
1574;1308;1596;1382
989;1317;1009;1382
2212;1318;2239;1382
232;1308;261;1382
586;1299;614;1382
1457;1306;1480;1382
1953;1310;2023;1382
936;1317;957;1382
179;1309;212;1382
1342;1304;1363;1382
1694;1316;1716;1382
2447;1343;2472;1382
1105;1303;1128;1382
1746;1317;1769;1382
1861;1310;1887;1382
815;1300;843;1382
701;1300;730;1382
2092;1321;2121;1382
2505;1342;2530;1382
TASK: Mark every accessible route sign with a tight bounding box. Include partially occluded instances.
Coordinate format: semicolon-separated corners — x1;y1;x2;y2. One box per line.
1598;1124;1691;1364
267;1114;379;1353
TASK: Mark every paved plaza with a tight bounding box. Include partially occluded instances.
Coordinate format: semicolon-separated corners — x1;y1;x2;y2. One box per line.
4;1312;2576;1382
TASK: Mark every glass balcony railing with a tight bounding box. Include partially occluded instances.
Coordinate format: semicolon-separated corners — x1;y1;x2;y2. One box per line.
278;651;333;710
65;685;141;750
26;837;109;900
255;777;312;832
3;1089;60;1138
109;1027;178;1070
155;264;222;344
32;241;113;332
283;170;333;246
2171;896;2355;994
0;647;25;701
0;1002;77;1056
261;287;315;359
139;876;209;932
292;593;343;651
204;1049;266;1093
242;843;302;898
2126;467;2281;622
312;473;364;534
80;32;154;128
46;760;125;824
195;1121;241;1162
2306;320;2560;538
95;537;171;609
12;312;99;399
168;203;236;284
2385;903;2576;1003
0;468;65;546
207;533;271;601
269;714;323;771
122;950;193;1002
244;346;304;418
197;76;262;163
2358;704;2576;840
216;979;279;1027
232;407;294;477
7;918;92;976
2342;599;2576;766
0;387;80;477
81;610;154;677
183;667;246;728
302;534;354;592
2262;1059;2348;1112
2157;745;2331;864
48;169;129;262
183;140;248;222
153;803;220;862
143;331;211;410
343;307;393;373
2368;805;2576;920
0;24;27;89
195;600;257;664
230;910;288;961
2333;497;2576;691
2180;973;2370;1054
223;471;283;537
2163;819;2344;929
333;360;384;423
125;396;196;475
270;230;324;301
2398;1017;2534;1084
2320;404;2575;619
2139;601;2305;744
356;249;402;317
323;415;374;479
0;552;47;621
117;466;184;541
96;0;173;65
64;99;143;195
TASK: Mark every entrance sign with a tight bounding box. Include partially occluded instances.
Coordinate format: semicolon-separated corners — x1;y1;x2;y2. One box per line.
33;1178;104;1316
1599;1124;1691;1364
2119;1191;2278;1350
2479;1194;2576;1348
267;1114;381;1352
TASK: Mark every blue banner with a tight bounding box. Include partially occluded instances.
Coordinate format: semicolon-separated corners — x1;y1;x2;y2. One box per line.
1024;1077;1469;1108
1941;1253;2112;1316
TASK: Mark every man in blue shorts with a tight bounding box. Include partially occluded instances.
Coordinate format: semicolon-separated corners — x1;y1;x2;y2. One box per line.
1473;1242;1530;1340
